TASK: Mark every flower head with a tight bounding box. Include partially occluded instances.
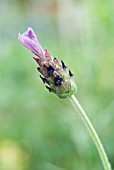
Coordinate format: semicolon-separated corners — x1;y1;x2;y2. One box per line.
18;28;77;98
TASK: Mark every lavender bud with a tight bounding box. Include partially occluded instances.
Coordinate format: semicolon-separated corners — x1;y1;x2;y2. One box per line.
18;28;77;98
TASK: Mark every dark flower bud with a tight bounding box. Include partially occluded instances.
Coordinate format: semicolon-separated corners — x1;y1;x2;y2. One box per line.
54;75;63;86
46;86;52;92
47;66;54;75
69;70;73;77
61;60;67;69
40;75;47;83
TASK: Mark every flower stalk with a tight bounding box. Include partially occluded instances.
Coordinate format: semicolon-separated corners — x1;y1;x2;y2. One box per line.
18;27;112;170
69;95;111;170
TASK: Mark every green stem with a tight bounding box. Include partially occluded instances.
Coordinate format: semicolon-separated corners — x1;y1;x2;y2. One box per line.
69;94;111;170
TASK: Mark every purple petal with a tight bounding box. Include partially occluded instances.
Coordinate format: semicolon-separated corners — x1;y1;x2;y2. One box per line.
18;27;43;57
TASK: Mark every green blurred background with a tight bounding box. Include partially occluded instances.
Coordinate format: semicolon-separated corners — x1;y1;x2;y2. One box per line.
0;0;114;170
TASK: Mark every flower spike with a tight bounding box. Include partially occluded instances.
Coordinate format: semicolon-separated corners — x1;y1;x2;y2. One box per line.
18;28;77;98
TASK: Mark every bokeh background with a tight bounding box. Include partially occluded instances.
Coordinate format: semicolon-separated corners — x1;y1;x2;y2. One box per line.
0;0;114;170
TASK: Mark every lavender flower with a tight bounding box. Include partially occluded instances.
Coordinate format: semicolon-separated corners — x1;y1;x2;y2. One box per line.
18;27;77;98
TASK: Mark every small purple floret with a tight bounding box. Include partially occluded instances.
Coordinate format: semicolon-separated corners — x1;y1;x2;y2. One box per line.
18;27;43;57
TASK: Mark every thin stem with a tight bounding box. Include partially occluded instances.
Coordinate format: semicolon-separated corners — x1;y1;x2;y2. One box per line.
69;94;111;170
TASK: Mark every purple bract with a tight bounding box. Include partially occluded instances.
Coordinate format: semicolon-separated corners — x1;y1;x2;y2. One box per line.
18;27;43;57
